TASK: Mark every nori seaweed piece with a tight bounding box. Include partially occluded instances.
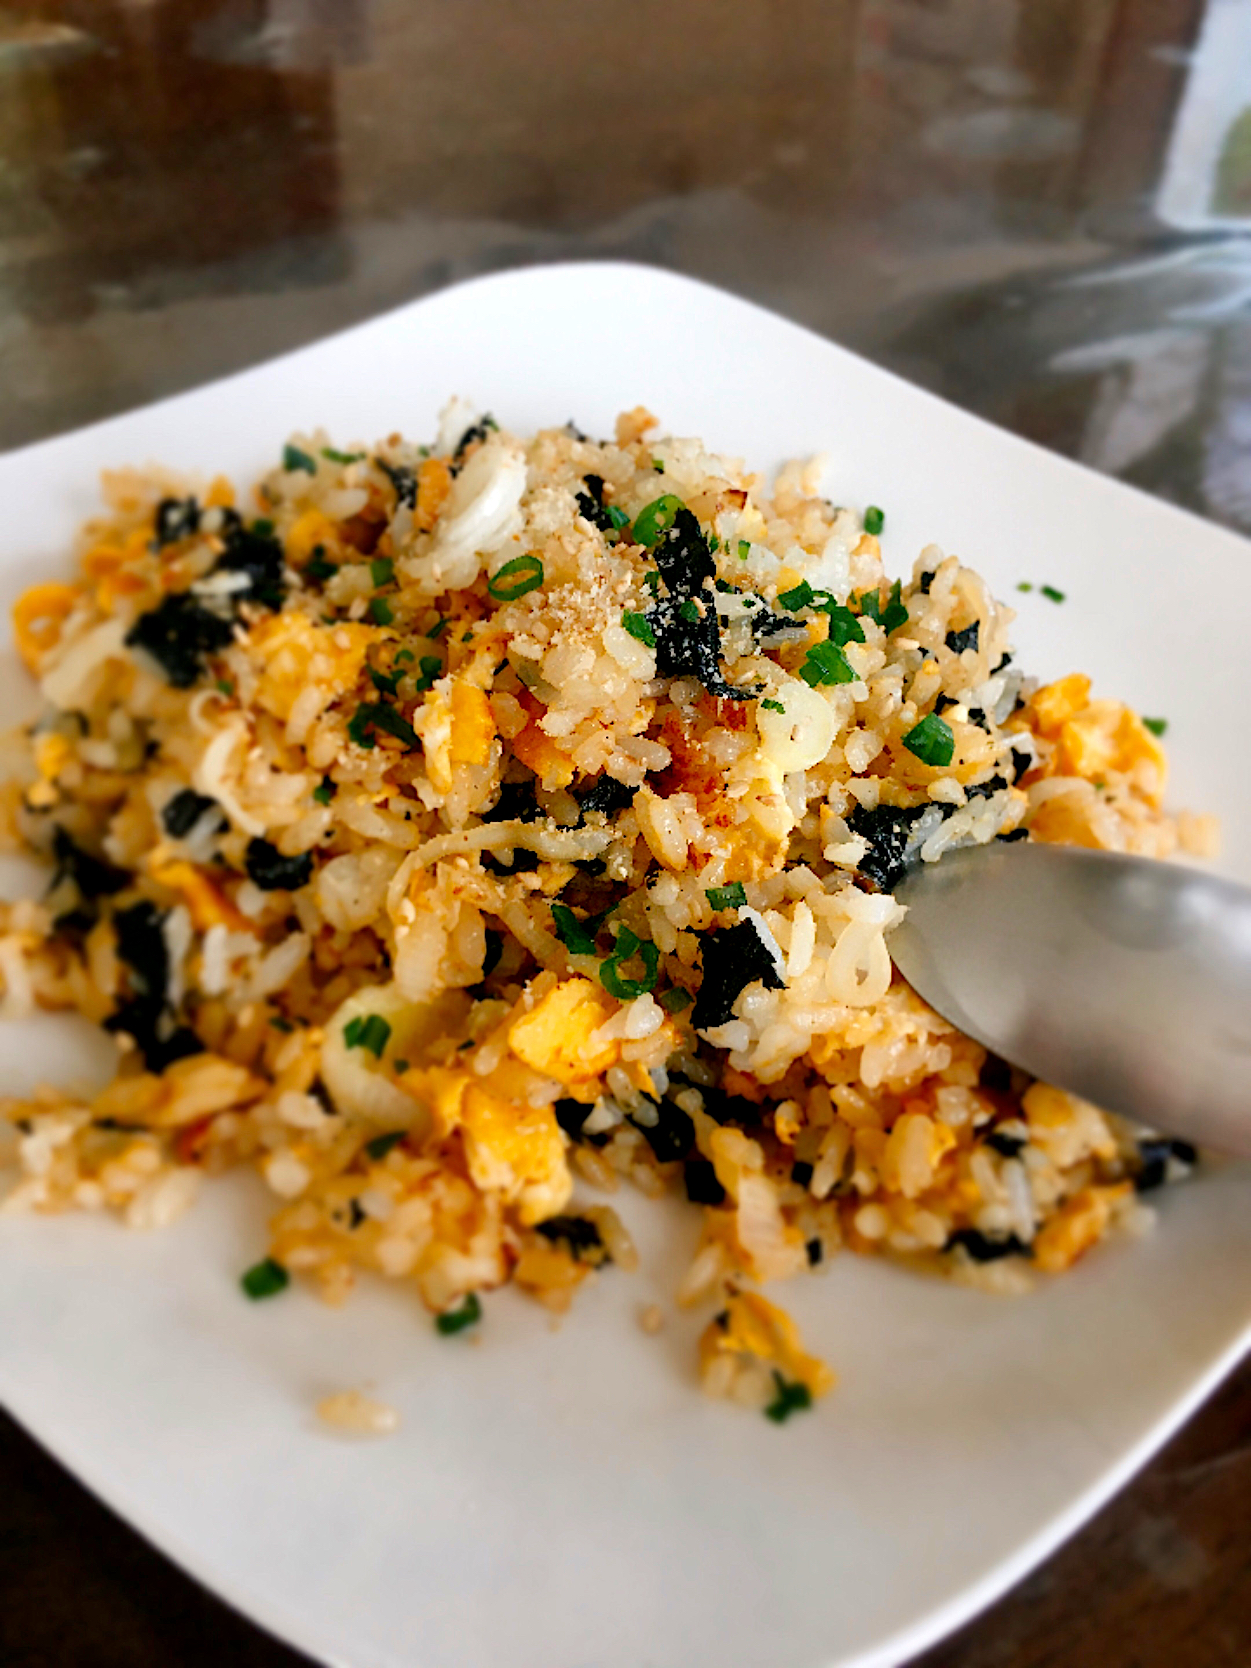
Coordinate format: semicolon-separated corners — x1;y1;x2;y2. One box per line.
481;928;504;979
652;507;716;595
453;418;497;461
698;1085;764;1127
554;1098;590;1140
692;918;786;1030
1009;747;1033;782
791;1160;814;1187
934;694;957;714
535;1214;606;1262
574;474;620;534
574;775;635;817
983;1131;1026;1158
124;593;235;689
104;900;204;1071
967;707;990;731
646;594;749;700
214;522;286;611
480;848;542;875
917;571;934;594
684;1159;726;1205
377;459;417;509
628;1098;694;1164
483;778;542;823
979;1054;1013;1093
1135;1137;1197;1192
946;1228;1032;1262
846;802;926;893
966;773;1008;800
751;612;807;639
998;828;1029;843
945;622;980;654
244;839;313;892
160;788;221;839
154;496;200;547
50;826;129;900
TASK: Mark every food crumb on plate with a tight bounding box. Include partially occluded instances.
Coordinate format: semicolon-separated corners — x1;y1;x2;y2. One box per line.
316;1390;400;1437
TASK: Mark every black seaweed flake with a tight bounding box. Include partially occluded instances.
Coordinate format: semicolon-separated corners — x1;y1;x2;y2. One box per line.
791;1160;814;1187
806;1236;824;1266
647;594;749;700
377;459;417;509
846;802;927;893
483;778;542;823
574;775;635;818
692;919;786;1030
161;788;222;839
651;506;716;595
154;496;200;547
124;593;235;689
966;773;1008;801
1135;1137;1197;1193
51;826;129;900
104;900;202;1071
684;1158;726;1205
481;928;504;979
244;839;313;892
993;652;1012;674
452;417;497;462
214;523;286;611
1009;747;1033;783
698;1086;765;1127
480;848;542;876
535;1214;607;1263
967;707;990;731
998;828;1029;843
934;694;958;715
983;1131;1026;1158
946;1228;1032;1262
627;1098;694;1164
751;612;806;640
945;622;980;655
979;1054;1013;1093
917;571;934;595
553;1098;591;1141
574;474;621;534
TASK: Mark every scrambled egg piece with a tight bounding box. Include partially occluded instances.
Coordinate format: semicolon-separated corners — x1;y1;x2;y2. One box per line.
250;613;378;722
420;678;497;795
699;1291;835;1400
508;977;619;1093
13;583;81;672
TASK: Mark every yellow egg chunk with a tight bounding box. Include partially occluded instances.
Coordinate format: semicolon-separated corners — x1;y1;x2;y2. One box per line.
508;977;619;1089
459;1085;570;1225
699;1291;834;1399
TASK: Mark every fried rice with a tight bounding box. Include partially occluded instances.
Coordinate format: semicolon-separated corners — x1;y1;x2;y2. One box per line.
0;401;1217;1417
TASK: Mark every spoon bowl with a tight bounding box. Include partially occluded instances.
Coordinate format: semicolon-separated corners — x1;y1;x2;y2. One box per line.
891;842;1251;1157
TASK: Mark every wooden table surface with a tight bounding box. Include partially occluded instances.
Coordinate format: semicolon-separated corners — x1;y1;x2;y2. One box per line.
2;0;1250;1663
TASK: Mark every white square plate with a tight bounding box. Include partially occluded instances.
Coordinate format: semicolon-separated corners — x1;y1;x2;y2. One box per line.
1;263;1249;1668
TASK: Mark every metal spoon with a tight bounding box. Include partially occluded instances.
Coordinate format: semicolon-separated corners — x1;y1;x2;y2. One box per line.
890;842;1251;1157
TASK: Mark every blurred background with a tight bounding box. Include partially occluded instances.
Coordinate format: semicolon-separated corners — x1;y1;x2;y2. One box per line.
0;2;1248;1665
0;0;1249;536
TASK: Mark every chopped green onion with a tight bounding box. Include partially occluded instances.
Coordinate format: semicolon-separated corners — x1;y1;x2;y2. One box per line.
709;534;720;552
604;503;630;531
1041;585;1066;603
632;494;685;548
312;777;335;806
365;1129;406;1161
551;902;603;956
369;666;401;696
395;649;415;666
268;1016;294;1033
1017;581;1033;593
761;698;786;713
622;610;655;647
412;655;442;691
305;547;337;582
779;581;815;611
705;883;746;911
799;640;855;687
370;556;395;588
348;703;417;750
215;679;234;697
825;604;866;647
428;616;449;639
764;1371;813;1423
1143;717;1168;737
879;579;909;635
283;443;317;475
902;712;955;768
738;540;751;560
436;1293;482;1335
393;1059;410;1075
241;1257;289;1300
652;458;665;472
321;447;363;465
660;987;693;1013
643;570;661;594
487;553;544;601
863;505;884;536
344;1013;392;1058
251;518;275;538
599;926;660;1001
369;596;394;626
679;599;700;623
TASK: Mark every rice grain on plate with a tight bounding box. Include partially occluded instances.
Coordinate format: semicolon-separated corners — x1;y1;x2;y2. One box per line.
0;405;1205;1412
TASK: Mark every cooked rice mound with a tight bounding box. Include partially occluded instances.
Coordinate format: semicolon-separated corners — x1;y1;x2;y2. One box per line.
0;403;1213;1414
